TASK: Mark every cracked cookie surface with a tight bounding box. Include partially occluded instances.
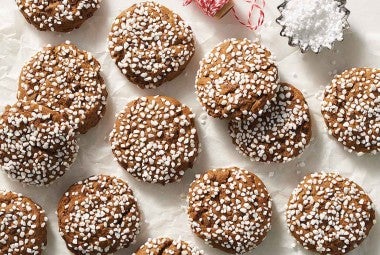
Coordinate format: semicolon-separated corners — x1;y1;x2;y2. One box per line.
195;38;278;119
18;42;108;134
16;0;102;32
0;101;78;186
110;96;199;185
57;175;141;255
108;1;195;89
0;191;48;255
188;167;272;254
133;237;204;255
322;67;380;154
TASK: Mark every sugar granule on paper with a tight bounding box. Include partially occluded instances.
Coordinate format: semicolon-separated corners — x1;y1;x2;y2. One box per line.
279;0;347;52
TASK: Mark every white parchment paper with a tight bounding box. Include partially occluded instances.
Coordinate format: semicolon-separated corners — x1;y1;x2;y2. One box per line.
0;0;379;254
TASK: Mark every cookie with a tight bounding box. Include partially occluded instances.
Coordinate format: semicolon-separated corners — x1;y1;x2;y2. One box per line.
0;191;47;255
110;96;199;185
0;101;78;186
133;237;204;255
229;82;312;162
188;167;272;254
57;175;141;255
286;172;376;255
195;38;278;119
108;1;195;89
16;0;102;32
321;68;380;154
18;42;108;134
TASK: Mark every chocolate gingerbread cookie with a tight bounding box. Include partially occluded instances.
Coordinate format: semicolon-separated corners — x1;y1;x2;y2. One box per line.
229;82;312;162
0;101;78;186
57;175;141;255
188;167;272;254
0;191;48;255
110;96;199;185
321;67;380;154
108;1;195;89
133;237;204;255
18;42;108;134
16;0;102;32
195;38;279;119
286;172;376;255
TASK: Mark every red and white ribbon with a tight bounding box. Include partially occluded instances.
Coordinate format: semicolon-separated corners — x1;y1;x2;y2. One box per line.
183;0;266;31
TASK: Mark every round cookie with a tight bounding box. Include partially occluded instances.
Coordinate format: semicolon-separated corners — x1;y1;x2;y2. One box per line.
321;67;380;154
57;175;141;255
195;38;279;119
229;82;312;163
133;237;204;255
16;0;102;32
286;172;376;255
187;167;272;254
110;96;199;185
108;1;195;89
0;191;47;255
18;42;108;134
0;101;78;186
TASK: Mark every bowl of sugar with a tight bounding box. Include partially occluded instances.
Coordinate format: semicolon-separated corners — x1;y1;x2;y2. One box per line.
276;0;350;53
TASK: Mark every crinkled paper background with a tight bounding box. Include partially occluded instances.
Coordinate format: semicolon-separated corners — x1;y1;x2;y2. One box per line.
0;0;379;254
